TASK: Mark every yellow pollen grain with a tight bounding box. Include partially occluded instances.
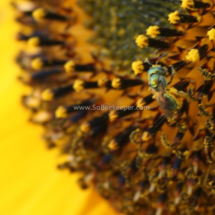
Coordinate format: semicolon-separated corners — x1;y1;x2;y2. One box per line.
41;88;54;101
142;132;151;142
55;106;68;118
207;28;215;40
136;98;145;109
28;37;40;47
73;79;84;92
66;125;76;133
109;110;118;122
33;8;46;22
21;73;32;83
108;140;119;150
183;151;190;159
111;78;121;89
98;76;108;87
168;11;180;24
209;181;214;187
181;0;194;9
186;49;200;62
80;122;90;133
31;57;43;70
197;15;201;22
26;97;40;108
146;26;160;38
132;61;144;75
135;35;149;48
64;60;75;74
32;111;51;123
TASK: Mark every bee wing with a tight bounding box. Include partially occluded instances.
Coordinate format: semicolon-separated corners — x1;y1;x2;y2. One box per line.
157;76;166;96
157;80;177;118
157;95;176;119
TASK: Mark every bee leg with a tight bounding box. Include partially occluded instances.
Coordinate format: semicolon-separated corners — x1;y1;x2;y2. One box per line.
166;87;189;99
167;73;174;85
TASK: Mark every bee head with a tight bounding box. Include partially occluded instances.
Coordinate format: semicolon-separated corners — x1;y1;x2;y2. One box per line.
149;74;167;91
148;66;165;77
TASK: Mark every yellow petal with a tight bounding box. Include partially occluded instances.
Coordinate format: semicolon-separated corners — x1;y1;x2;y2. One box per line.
0;2;120;215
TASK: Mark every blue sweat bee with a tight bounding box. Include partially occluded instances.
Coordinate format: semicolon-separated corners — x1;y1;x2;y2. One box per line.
147;56;180;119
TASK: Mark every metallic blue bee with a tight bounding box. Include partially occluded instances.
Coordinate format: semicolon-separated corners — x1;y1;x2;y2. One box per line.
147;56;180;119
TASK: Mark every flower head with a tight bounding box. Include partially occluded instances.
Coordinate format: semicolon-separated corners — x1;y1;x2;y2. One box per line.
14;0;215;214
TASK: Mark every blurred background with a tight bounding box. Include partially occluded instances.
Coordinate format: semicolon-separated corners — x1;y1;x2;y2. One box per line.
0;1;119;215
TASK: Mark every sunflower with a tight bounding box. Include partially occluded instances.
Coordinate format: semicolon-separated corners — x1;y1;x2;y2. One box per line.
9;0;215;215
0;1;119;215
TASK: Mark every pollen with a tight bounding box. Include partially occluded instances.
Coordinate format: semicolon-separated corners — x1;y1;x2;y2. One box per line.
80;122;90;133
135;35;149;48
33;8;46;22
41;88;54;101
142;131;151;142
31;110;52;123
73;80;84;92
31;58;43;70
132;61;144;75
25;97;40;108
181;0;194;9
64;60;75;74
186;49;200;62
109;110;118;122
136;98;144;109
55;106;67;118
207;28;215;40
146;26;160;38
111;78;121;89
168;11;180;24
21;73;31;83
197;15;202;22
108;140;119;150
98;77;108;87
27;37;40;47
183;150;191;158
